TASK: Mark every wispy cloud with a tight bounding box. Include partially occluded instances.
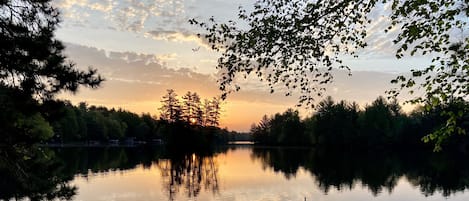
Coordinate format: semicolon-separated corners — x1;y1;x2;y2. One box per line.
54;0;113;22
144;30;211;49
62;42;219;99
359;2;400;58
107;77;163;85
54;0;215;48
55;0;189;31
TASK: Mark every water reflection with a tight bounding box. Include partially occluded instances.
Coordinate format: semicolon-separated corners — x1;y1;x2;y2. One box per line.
1;146;469;200
251;147;469;197
0;147;76;201
56;147;163;177
57;147;227;200
156;153;219;200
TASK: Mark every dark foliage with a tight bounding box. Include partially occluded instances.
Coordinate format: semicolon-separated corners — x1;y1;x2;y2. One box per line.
43;100;233;151
0;0;103;99
0;146;76;201
251;96;469;151
159;89;221;127
0;86;53;146
0;0;103;146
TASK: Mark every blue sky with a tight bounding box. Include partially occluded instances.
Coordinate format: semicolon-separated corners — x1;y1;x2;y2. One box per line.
53;0;429;131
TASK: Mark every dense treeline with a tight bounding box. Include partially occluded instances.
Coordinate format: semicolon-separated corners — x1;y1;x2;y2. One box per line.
47;101;157;143
45;100;234;149
251;96;469;151
0;87;239;149
46;101;229;144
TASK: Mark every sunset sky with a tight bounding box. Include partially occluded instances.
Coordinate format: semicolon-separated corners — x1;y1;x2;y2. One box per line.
53;0;431;131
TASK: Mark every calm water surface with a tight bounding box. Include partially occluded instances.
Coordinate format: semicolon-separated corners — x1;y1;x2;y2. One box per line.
52;146;469;201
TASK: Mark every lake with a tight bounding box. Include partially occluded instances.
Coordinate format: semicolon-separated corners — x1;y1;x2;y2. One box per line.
2;146;469;201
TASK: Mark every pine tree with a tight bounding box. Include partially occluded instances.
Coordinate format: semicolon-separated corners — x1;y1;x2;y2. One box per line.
206;97;221;126
181;91;194;123
0;0;103;144
0;0;103;99
181;91;203;125
159;89;181;122
202;99;212;126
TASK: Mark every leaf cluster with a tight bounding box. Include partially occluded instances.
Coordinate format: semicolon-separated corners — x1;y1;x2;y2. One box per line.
190;0;376;104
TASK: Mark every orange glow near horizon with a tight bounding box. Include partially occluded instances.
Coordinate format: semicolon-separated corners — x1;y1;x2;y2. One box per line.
62;90;300;132
60;82;417;133
189;118;197;124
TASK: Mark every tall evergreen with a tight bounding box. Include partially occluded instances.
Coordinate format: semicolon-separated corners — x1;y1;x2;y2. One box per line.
159;89;181;122
0;0;102;99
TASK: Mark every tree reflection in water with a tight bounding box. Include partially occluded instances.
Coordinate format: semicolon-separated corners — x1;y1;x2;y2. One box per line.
0;146;164;201
157;153;219;201
251;147;469;197
0;146;222;201
3;146;469;200
0;146;77;201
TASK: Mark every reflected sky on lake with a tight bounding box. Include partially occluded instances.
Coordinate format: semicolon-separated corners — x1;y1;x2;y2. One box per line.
70;148;469;201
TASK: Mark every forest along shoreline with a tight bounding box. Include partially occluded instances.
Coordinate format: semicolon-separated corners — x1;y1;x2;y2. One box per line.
250;96;469;153
33;95;469;154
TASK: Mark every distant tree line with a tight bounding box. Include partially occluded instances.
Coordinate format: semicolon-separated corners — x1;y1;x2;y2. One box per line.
46;101;159;143
251;96;469;151
35;89;248;150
